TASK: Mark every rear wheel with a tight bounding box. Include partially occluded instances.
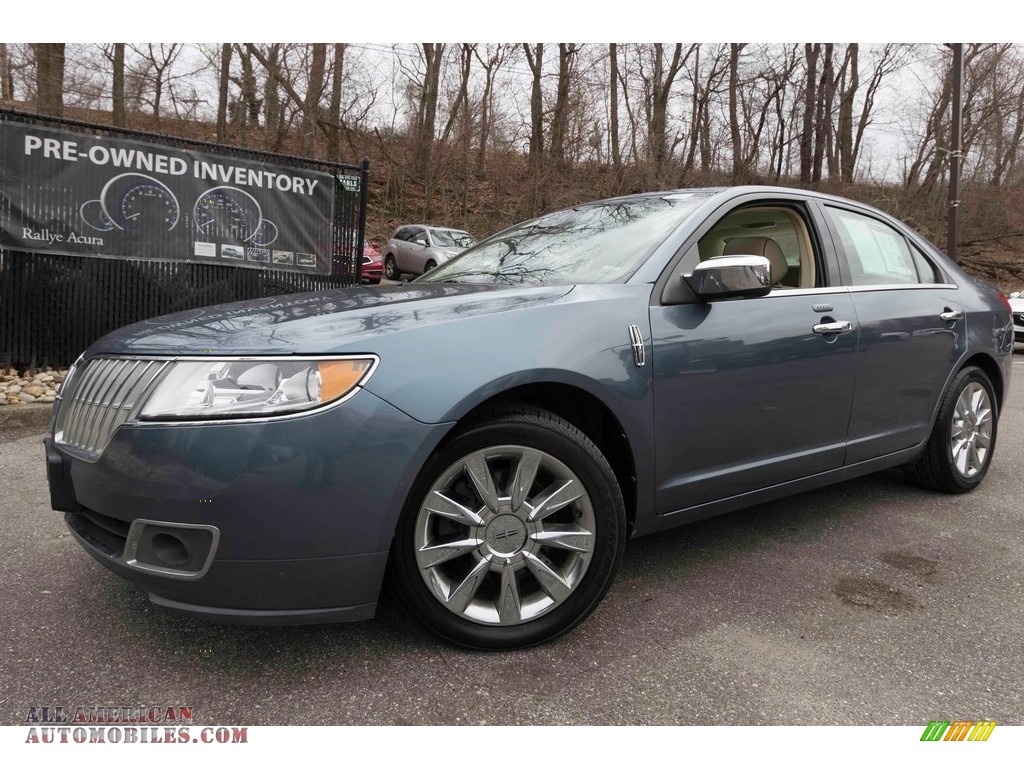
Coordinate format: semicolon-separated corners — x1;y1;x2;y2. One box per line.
424;259;437;273
910;366;998;493
389;406;626;649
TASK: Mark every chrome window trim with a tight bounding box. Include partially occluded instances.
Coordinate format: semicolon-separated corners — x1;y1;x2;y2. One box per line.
846;283;958;293
762;283;958;298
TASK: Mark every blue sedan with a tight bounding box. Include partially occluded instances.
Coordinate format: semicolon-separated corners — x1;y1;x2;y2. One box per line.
45;187;1014;649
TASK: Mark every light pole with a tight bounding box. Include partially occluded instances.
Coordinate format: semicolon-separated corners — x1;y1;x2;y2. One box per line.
947;43;963;262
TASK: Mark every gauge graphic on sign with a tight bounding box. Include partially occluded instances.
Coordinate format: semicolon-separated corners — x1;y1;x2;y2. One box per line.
79;199;115;232
193;186;278;246
92;173;181;233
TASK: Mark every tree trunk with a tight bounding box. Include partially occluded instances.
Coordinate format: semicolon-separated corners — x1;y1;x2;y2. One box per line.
303;44;327;157
523;44;545;170
217;44;231;141
33;43;65;117
417;44;444;218
800;43;819;185
649;44;688;181
327;44;345;161
0;44;12;101
836;44;858;182
549;44;577;167
813;43;833;183
729;43;745;182
260;44;283;151
441;44;473;144
609;43;621;168
112;43;125;127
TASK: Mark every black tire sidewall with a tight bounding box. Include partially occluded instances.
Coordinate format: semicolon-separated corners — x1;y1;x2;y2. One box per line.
384;255;398;280
389;411;626;650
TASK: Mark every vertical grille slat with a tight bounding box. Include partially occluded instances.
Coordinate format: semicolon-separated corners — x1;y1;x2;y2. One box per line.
76;359;119;448
53;357;168;459
81;359;131;450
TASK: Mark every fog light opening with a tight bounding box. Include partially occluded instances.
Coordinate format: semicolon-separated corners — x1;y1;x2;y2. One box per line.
151;533;189;566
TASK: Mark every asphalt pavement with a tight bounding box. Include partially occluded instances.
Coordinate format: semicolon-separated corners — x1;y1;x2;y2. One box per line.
1;358;1022;726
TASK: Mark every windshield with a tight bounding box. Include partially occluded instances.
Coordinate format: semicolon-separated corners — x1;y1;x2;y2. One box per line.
432;229;476;248
419;194;707;285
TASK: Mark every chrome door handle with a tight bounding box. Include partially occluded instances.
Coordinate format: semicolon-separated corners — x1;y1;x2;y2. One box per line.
812;321;854;335
940;309;963;322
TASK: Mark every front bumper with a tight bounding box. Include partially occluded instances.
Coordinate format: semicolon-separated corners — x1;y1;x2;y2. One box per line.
46;387;451;623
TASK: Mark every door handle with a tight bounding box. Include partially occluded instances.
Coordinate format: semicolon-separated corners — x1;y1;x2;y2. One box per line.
939;309;963;322
812;320;854;335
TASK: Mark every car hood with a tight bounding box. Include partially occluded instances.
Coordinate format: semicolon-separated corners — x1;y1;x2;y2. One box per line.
87;283;574;356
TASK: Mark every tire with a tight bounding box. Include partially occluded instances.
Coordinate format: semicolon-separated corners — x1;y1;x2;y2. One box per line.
389;406;626;649
910;366;998;493
423;259;437;273
384;254;399;281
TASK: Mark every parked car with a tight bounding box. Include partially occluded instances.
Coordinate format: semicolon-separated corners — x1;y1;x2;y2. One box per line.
1009;290;1024;343
360;237;383;285
46;187;1013;650
383;224;476;280
341;230;382;285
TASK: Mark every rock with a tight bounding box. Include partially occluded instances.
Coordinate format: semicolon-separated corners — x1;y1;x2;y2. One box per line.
18;393;36;403
39;395;56;403
24;385;45;397
0;398;7;406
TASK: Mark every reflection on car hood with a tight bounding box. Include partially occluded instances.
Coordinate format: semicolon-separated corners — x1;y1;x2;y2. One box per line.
88;283;574;356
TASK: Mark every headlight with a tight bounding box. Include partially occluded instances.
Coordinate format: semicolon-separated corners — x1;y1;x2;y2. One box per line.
137;357;376;420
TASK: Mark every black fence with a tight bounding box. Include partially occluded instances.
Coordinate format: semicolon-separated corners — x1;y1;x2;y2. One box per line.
0;109;369;368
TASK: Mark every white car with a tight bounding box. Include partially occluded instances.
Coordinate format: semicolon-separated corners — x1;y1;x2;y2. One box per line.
1010;291;1024;344
383;225;477;280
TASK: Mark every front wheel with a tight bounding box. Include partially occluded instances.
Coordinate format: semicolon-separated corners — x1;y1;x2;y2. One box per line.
910;366;998;493
389;406;626;649
384;254;399;280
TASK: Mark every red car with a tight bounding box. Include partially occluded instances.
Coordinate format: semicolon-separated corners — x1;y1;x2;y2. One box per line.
360;237;383;284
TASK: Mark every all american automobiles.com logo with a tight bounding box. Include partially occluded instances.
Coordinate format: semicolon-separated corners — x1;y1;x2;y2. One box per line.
23;705;247;745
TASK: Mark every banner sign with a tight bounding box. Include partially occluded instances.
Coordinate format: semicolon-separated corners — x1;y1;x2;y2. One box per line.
0;123;336;275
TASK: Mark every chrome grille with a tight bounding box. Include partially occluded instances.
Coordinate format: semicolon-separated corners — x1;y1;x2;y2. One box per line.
54;358;170;458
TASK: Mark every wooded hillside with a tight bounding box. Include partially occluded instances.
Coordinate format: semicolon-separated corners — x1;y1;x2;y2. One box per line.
4;42;1023;289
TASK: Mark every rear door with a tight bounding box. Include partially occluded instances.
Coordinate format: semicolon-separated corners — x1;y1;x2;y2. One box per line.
818;203;966;463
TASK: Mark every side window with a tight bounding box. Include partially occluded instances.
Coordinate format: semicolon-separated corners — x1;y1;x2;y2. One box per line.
827;207;930;286
681;205;820;289
909;242;942;284
395;227;412;241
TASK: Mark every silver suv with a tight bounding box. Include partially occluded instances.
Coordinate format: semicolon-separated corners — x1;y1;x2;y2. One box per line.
383;225;476;280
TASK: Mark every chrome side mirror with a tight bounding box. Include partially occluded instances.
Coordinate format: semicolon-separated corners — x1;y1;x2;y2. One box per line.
684;255;772;301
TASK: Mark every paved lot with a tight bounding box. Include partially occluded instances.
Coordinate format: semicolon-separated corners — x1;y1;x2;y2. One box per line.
2;358;1022;726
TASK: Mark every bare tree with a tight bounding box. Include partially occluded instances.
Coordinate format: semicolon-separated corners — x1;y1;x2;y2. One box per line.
0;43;12;101
326;44;346;162
609;43;622;169
637;43;692;180
217;44;231;141
302;44;327;157
474;44;512;173
523;43;545;170
728;43;746;181
549;44;581;166
33;43;65;117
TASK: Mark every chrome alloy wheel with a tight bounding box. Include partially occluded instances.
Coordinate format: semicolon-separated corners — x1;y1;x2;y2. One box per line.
413;445;597;626
951;381;993;479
